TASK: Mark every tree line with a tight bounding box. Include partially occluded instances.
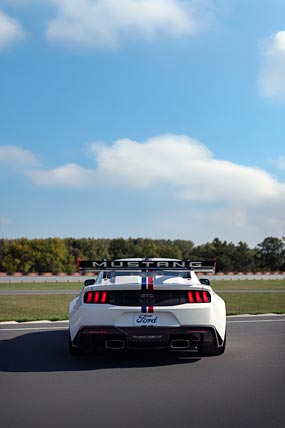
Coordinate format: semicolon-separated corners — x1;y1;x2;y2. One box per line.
0;236;285;274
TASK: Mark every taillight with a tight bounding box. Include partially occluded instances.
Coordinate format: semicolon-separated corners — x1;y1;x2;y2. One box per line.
101;291;107;303
188;291;195;303
195;291;202;303
202;291;210;303
187;290;211;303
95;292;100;303
85;291;93;303
84;291;109;304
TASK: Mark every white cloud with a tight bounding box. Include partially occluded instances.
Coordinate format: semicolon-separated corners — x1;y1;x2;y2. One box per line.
0;10;25;50
88;134;283;206
45;0;214;49
25;134;285;206
3;135;285;244
258;31;285;102
26;163;96;187
0;145;40;167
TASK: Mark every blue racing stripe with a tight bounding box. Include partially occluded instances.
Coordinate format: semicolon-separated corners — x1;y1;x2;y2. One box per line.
141;277;147;312
141;276;147;290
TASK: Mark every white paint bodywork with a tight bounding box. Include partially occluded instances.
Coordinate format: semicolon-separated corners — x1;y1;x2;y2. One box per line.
69;259;226;344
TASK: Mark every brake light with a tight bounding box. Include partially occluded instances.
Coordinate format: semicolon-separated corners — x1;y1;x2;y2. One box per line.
96;292;102;303
84;291;109;304
101;291;107;303
188;291;195;303
202;291;210;303
187;290;211;303
85;291;93;303
195;291;202;303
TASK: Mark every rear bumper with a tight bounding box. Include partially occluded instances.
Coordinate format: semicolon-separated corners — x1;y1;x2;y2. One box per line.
72;325;224;352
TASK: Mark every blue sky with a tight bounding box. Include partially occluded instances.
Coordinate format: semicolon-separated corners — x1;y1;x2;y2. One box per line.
0;0;284;247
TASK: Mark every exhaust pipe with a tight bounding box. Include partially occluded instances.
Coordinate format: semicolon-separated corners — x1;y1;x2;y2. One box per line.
170;339;190;350
105;340;125;350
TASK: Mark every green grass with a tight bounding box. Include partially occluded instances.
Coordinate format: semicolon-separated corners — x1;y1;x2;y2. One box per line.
0;291;284;322
0;281;83;290
211;279;285;290
219;292;285;315
0;295;72;322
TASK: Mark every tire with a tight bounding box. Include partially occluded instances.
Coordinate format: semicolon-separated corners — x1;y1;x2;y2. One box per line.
69;330;83;356
199;334;226;357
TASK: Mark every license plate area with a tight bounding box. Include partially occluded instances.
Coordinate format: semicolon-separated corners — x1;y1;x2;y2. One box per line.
134;313;160;326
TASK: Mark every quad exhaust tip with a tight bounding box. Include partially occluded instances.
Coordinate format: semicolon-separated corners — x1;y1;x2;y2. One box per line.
170;339;190;350
105;340;126;350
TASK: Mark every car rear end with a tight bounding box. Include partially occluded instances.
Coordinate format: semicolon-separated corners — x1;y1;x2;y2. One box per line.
69;283;226;356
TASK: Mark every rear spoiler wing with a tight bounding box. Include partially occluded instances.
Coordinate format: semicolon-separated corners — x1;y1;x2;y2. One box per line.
78;259;216;274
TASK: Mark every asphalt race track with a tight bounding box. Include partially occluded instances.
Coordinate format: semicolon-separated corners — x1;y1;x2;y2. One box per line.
1;316;285;428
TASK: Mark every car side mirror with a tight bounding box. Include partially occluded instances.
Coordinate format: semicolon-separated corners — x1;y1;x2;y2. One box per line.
84;279;95;287
200;278;210;285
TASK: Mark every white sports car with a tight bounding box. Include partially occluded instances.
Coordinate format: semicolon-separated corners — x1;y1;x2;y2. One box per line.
69;258;226;356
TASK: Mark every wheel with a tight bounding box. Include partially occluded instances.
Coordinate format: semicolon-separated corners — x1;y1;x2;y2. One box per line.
69;330;83;356
199;334;226;357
